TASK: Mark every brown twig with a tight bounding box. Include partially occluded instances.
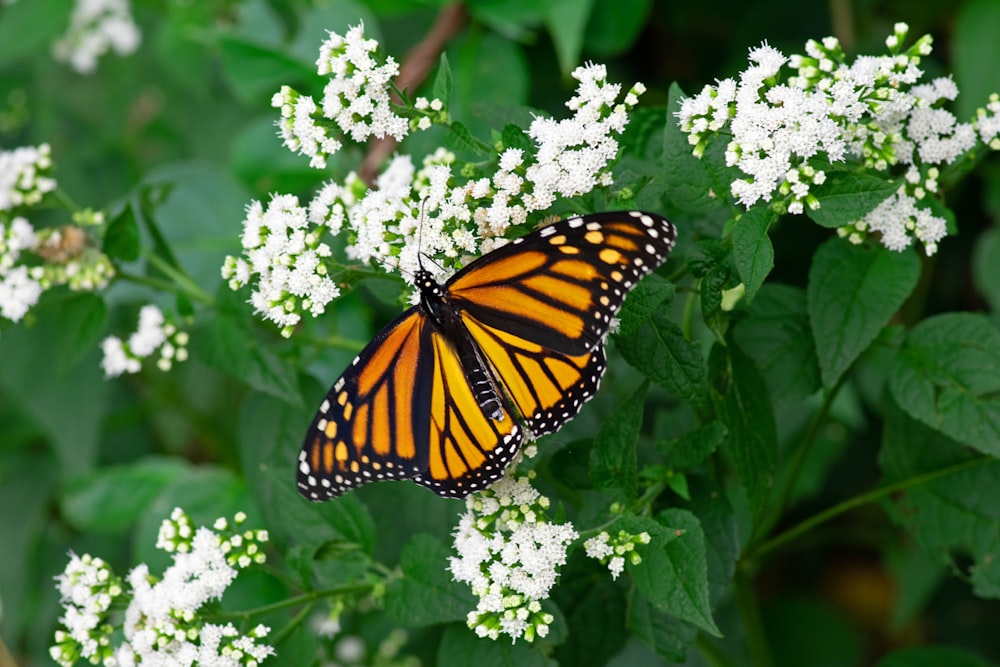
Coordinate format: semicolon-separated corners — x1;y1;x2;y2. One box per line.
358;3;468;185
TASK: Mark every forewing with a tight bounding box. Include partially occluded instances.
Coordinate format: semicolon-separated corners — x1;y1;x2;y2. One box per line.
446;211;676;355
298;308;434;500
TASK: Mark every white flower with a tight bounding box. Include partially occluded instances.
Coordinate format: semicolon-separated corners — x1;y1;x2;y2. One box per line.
450;473;577;642
52;0;141;74
100;305;188;377
0;144;56;211
0;265;42;322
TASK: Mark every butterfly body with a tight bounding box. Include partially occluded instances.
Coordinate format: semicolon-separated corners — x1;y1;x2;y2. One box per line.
298;211;676;500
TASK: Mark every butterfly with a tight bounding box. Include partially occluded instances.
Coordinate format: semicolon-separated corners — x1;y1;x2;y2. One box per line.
297;210;677;500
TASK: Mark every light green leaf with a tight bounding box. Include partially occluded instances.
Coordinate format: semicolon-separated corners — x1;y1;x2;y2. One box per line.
808;239;920;387
889;313;1000;456
543;0;596;74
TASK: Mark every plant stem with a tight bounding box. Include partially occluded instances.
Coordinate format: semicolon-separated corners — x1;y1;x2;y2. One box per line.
142;250;213;304
734;566;773;667
228;583;375;620
748;455;992;561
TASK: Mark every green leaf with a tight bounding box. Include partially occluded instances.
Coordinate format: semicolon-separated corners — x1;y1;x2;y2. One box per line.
543;0;596;74
972;226;1000;311
880;396;1000;599
103;206;141;261
448;31;528;139
807;239;920;387
618;274;674;337
617;310;706;410
731;205;775;303
625;511;721;636
659;420;727;470
582;0;652;56
0;0;71;65
733;284;821;403
445;121;490;157
663;84;729;215
889;313;1000;456
877;645;993;667
628;594;697;662
501;122;533;153
589;382;646;500
50;293;108;372
219;36;317;106
191;312;303;406
438;623;558;667
61;458;188;533
432;52;452;107
386;534;476;627
709;343;777;522
553;575;626;665
954;0;1000;121
808;172;900;228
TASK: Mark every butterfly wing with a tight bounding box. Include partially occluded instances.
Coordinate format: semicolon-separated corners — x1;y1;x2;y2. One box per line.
298;306;521;501
446;211;675;434
446;211;677;356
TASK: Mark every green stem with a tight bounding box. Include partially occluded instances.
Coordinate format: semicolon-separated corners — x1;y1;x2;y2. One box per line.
268;598;314;646
734;566;772;667
227;583;375;620
142;250;213;304
763;375;846;537
748;455;992;562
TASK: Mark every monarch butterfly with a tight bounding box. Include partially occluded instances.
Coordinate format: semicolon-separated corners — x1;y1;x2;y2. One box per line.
298;210;676;500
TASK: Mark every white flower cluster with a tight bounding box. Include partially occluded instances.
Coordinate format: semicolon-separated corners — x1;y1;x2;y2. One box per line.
101;304;189;377
51;508;272;667
32;215;117;292
583;529;651;581
273;23;442;169
53;0;141;75
232;54;644;334
677;22;996;255
0;217;41;321
449;472;578;642
0;143;56;211
222;194;343;337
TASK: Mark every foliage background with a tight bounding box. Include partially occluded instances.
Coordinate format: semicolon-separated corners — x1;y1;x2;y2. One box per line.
4;0;1000;665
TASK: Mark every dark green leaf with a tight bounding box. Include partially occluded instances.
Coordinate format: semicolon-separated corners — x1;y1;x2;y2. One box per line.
192;313;303;406
889;313;1000;456
583;0;652;56
553;575;626;666
880;396;1000;598
628;594;697;662
807;239;920;387
733;284;821;403
625;511;721;636
438;622;558;667
954;0;1000;121
709;343;777;522
808;172;900;228
103;206;141;261
589;382;646;500
659;420;727;470
501;123;533;153
61;457;188;533
618;274;674;337
972;227;1000;311
617;311;706;410
386;534;476;627
543;0;596;74
731;205;776;303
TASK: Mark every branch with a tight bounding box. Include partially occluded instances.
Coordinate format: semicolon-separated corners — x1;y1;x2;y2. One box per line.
359;3;467;185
